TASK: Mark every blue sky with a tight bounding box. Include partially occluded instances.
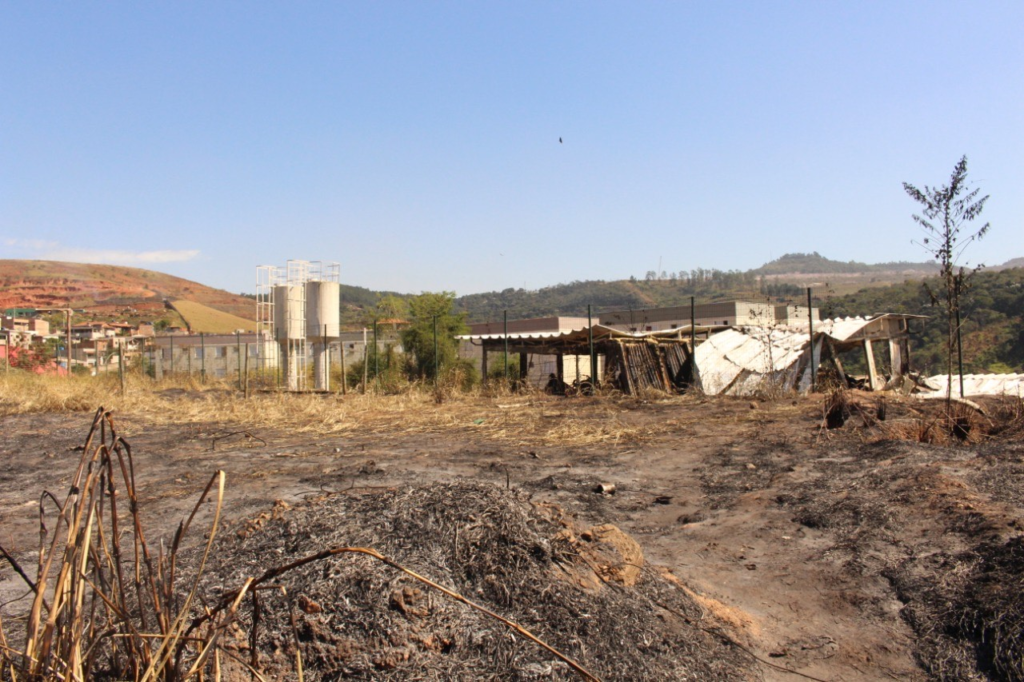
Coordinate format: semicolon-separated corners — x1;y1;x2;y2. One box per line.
2;2;1021;295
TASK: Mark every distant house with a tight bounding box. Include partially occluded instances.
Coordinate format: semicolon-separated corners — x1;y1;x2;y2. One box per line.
71;322;117;341
2;315;50;336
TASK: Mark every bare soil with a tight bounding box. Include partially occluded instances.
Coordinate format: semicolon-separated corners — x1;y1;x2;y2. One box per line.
2;392;1023;680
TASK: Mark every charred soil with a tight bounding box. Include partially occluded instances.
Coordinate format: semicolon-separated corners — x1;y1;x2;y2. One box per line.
2;392;1023;680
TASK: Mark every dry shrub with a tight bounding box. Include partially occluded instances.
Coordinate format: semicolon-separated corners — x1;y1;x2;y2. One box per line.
823;388;849;429
0;408;232;680
879;417;946;444
877;403;984;446
985;395;1024;437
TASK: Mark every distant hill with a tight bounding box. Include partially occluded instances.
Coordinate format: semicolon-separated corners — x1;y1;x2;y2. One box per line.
3;257;1021;373
0;260;255;320
751;252;939;276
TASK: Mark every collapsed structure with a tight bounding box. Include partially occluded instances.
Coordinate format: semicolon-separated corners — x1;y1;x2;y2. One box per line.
459;312;927;397
459;324;722;394
695;314;920;396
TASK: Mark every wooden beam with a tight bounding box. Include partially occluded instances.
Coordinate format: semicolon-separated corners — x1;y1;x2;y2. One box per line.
888;338;903;377
863;339;878;391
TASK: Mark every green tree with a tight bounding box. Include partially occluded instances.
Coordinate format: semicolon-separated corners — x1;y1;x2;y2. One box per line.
903;155;990;398
400;292;468;381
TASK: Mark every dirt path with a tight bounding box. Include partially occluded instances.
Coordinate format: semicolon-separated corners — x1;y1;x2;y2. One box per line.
3;395;1022;680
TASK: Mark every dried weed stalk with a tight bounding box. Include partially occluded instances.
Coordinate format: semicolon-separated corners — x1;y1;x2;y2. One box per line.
0;407;230;680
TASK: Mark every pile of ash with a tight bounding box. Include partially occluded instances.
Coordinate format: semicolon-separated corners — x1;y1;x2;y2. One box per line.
192;481;751;680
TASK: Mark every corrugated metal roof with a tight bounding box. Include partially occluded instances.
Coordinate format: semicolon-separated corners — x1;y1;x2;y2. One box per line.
694;314;921;395
695;327;815;395
779;314;922;341
456;324;723;343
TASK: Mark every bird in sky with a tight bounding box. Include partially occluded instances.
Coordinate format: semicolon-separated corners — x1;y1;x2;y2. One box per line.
559;137;563;143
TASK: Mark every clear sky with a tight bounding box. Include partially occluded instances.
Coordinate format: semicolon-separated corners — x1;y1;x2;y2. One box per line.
2;2;1021;296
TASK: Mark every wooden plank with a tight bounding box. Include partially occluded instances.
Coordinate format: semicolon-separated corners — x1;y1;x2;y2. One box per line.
864;339;878;391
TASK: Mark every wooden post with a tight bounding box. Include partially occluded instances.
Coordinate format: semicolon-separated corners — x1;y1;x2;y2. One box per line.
481;346;488;386
555;353;563;383
65;309;71;378
863;339;878;391
340;341;347;395
519;352;528;381
888;338;903;379
236;331;242;389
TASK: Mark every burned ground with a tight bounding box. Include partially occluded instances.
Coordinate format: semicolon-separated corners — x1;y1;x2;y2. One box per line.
1;391;1023;680
190;482;749;680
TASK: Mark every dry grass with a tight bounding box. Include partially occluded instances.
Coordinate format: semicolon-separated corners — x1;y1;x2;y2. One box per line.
0;408;232;680
876;397;1024;446
168;299;256;333
0;410;626;681
0;372;656;448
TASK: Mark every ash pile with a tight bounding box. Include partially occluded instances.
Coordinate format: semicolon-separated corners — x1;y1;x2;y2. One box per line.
194;482;750;680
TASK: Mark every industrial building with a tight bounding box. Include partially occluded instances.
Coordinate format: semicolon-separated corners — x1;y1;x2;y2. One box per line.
599;300;818;332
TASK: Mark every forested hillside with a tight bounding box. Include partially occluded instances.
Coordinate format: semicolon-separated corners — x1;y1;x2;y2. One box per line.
752;252;938;275
826;268;1024;375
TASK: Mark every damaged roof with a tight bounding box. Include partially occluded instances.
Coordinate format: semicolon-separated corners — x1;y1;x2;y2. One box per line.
694;315;920;396
457;324;723;344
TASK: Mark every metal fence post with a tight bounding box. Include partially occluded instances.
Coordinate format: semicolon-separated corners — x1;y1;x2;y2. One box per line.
236;331;242;389
807;287;815;392
588;304;595;386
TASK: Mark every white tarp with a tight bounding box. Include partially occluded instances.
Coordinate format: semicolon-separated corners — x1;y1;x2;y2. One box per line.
917;373;1024;399
694;316;907;396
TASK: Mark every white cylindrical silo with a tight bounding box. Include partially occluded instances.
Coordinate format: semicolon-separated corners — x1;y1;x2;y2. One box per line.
273;285;305;390
306;281;340;391
273;285;305;341
305;281;341;340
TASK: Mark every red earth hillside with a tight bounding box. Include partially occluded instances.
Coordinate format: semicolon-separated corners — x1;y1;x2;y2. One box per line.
0;260;255;320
